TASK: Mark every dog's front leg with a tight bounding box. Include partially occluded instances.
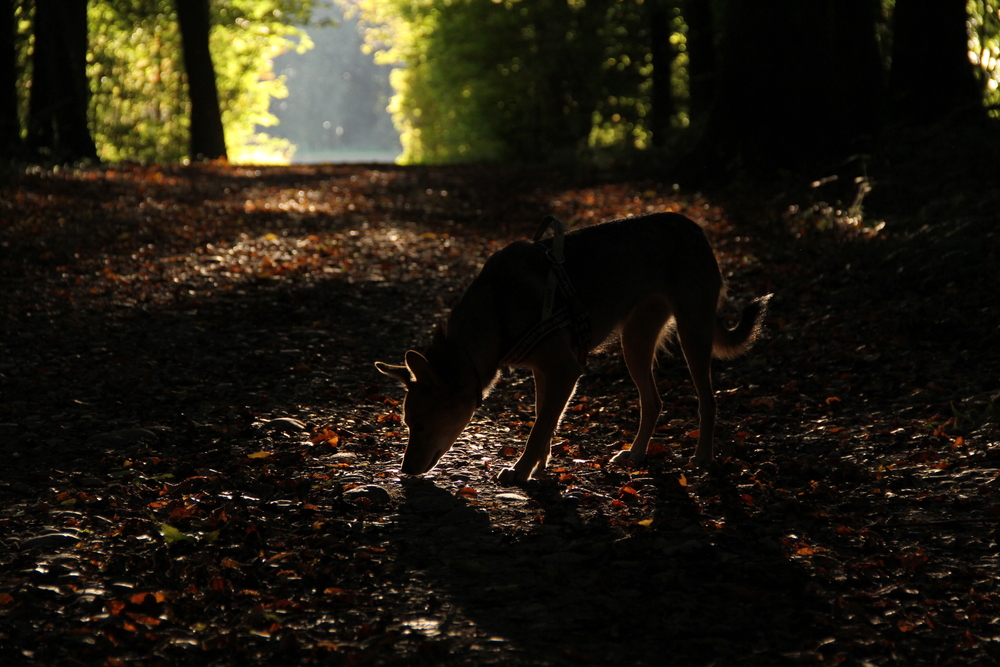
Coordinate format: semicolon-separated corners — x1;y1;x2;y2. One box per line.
498;344;582;484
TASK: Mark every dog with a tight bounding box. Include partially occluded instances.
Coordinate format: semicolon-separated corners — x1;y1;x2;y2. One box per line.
376;212;770;483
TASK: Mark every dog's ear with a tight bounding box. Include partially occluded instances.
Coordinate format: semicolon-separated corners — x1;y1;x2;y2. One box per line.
375;361;413;387
404;350;440;385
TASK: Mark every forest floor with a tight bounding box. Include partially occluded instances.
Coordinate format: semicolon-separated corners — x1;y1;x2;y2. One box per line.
1;161;999;666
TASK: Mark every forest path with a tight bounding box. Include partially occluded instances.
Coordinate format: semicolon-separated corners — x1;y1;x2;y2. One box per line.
1;163;998;665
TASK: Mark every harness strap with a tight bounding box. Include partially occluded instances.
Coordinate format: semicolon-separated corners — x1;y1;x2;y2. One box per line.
502;216;591;367
535;215;564;321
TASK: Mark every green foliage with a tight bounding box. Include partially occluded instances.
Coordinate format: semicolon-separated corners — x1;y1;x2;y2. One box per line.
352;0;674;164
211;1;315;164
85;0;314;164
588;1;691;151
352;0;1000;164
12;0;1000;164
87;1;187;162
968;1;1000;116
11;0;33;133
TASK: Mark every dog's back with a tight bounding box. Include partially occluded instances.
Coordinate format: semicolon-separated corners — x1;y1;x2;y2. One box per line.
540;213;724;350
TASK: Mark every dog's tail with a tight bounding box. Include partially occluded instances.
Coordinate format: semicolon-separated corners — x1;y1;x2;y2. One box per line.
713;294;772;360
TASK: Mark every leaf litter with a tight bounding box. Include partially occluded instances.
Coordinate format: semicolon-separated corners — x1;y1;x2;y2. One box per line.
1;163;998;665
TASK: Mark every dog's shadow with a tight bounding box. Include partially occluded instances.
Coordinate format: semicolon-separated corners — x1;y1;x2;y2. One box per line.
396;474;823;665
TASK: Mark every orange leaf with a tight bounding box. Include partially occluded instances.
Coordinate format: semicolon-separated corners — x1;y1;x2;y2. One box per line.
266;552;295;563
678;473;688;487
685;430;700;439
125;611;161;626
130;592;155;606
248;451;272;459
647;441;668;457
617;485;639;502
310;428;340;446
168;504;196;520
0;592;14;605
457;486;478;497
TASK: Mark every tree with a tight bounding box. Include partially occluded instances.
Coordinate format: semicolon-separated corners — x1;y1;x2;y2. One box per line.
356;0;656;163
889;0;985;123
647;0;676;148
684;0;717;126
694;0;884;171
1;0;20;158
342;0;1000;167
368;0;610;163
176;0;227;161
26;0;98;162
87;0;312;164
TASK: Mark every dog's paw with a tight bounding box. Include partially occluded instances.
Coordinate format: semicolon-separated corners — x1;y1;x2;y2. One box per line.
497;467;523;485
688;453;712;469
610;449;638;467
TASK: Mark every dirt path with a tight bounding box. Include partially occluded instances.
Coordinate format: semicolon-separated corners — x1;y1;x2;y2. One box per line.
1;164;998;665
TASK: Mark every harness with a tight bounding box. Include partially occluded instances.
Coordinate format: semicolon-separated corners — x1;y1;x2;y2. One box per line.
500;216;591;367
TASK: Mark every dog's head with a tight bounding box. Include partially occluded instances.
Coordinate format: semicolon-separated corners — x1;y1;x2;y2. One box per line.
375;350;478;475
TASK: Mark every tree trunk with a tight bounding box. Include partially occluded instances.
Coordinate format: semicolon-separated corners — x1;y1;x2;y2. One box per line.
889;0;984;123
829;0;884;141
692;0;884;171
683;0;716;125
26;0;97;162
176;0;227;161
1;0;21;158
648;0;676;148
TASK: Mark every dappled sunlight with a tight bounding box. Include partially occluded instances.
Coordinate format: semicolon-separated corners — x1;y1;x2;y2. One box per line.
1;164;496;314
5;163;760;317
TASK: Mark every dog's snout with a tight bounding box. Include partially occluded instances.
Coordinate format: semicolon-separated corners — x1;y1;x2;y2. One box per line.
401;443;448;475
400;458;427;475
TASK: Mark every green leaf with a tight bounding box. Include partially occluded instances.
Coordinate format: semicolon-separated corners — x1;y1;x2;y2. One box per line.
159;523;194;544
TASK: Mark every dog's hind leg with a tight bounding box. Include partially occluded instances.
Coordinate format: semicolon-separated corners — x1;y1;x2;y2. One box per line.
611;299;672;466
675;307;717;466
499;333;582;484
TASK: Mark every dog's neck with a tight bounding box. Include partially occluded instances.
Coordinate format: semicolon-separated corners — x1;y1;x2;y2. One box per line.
425;326;499;406
456;342;487;407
